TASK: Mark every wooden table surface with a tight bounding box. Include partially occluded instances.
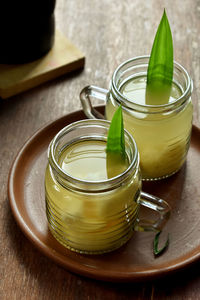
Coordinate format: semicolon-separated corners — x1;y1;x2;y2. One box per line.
1;0;200;299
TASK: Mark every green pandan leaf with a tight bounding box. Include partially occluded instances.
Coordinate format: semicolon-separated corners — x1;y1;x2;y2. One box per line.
106;105;125;157
146;9;173;105
153;231;170;257
106;105;126;178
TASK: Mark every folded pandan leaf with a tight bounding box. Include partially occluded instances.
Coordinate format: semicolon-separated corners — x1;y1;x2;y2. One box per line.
106;106;127;178
106;105;125;157
146;9;173;105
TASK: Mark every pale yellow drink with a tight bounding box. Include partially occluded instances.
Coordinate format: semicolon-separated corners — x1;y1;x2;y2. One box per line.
45;139;140;254
106;76;193;180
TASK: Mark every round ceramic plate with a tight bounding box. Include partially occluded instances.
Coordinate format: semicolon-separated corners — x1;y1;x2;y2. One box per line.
8;107;200;282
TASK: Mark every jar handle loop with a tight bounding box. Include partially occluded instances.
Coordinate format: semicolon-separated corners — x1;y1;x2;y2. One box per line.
80;85;108;119
135;192;171;232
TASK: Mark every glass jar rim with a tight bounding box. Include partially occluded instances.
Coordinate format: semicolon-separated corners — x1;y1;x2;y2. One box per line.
48;119;139;191
111;55;192;112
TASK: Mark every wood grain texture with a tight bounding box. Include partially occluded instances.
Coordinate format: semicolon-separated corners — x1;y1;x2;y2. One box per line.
0;30;85;99
1;0;200;299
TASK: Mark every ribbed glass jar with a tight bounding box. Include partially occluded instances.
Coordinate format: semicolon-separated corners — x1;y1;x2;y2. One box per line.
106;56;193;180
80;56;193;180
45;119;141;254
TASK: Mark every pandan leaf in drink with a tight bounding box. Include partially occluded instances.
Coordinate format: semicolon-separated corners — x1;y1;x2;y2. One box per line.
106;105;127;178
106;105;125;156
146;9;173;105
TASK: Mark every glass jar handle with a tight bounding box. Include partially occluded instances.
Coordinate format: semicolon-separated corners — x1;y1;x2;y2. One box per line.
80;85;108;119
136;192;171;232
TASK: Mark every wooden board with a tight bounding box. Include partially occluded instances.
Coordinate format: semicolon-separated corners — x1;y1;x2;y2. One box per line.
0;30;85;99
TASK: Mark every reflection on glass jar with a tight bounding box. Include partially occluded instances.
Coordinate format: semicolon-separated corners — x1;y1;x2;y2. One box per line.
80;56;193;180
45;119;170;254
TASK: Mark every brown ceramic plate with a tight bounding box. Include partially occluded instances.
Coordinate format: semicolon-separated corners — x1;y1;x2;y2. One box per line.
8;107;200;282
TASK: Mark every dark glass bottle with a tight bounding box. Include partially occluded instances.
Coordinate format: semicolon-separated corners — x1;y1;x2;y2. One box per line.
0;0;56;64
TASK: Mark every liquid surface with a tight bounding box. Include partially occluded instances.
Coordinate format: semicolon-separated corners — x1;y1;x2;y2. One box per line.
120;76;182;105
59;140;129;181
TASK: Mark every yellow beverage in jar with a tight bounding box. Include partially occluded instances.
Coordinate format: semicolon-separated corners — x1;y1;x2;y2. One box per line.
106;76;193;180
45;139;140;254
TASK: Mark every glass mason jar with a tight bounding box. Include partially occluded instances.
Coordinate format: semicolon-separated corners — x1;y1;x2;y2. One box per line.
45;119;170;254
80;56;193;180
